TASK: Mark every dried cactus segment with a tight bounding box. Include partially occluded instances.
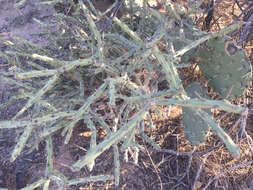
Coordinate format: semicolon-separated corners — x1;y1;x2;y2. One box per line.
196;37;251;99
182;82;211;146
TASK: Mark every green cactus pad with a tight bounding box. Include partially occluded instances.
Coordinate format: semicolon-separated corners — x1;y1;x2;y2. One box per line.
196;37;251;99
182;82;211;145
168;18;198;63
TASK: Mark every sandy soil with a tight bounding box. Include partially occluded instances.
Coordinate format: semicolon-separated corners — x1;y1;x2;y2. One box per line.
0;0;54;44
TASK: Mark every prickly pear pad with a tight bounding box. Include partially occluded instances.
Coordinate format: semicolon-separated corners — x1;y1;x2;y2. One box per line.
183;82;211;145
197;37;251;99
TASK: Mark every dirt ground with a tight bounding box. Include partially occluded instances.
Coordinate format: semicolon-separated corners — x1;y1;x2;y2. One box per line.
0;0;253;190
0;0;54;44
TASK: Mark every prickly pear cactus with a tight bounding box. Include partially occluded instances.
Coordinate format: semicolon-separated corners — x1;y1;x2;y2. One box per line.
170;20;198;63
196;37;251;99
182;82;211;145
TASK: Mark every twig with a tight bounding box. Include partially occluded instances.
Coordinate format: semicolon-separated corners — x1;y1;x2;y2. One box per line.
186;147;196;184
144;143;163;190
159;145;219;157
238;12;253;45
239;107;248;147
192;152;210;190
202;160;253;190
101;0;125;32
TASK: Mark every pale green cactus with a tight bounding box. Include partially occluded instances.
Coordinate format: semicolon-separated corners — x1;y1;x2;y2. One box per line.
182;82;211;145
196;37;251;99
